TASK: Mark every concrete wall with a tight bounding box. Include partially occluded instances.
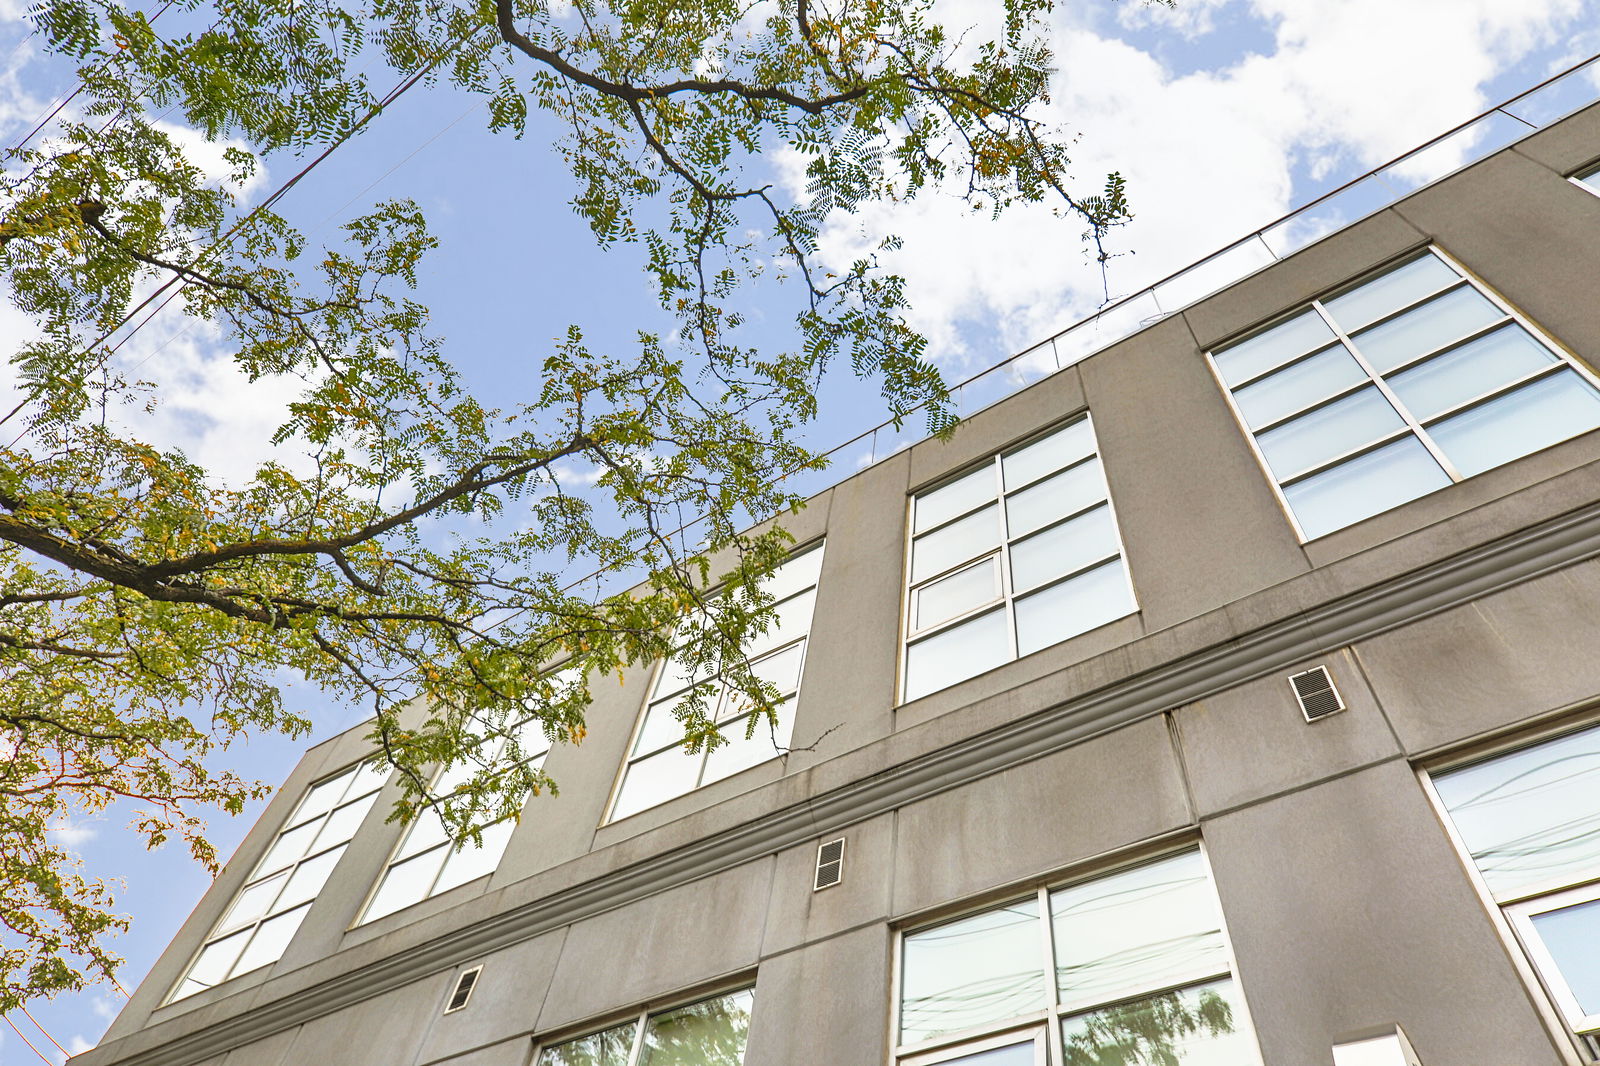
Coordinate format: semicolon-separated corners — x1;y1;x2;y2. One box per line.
77;103;1600;1066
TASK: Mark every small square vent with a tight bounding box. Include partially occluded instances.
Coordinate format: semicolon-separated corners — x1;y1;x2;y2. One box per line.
445;966;481;1013
1289;666;1345;722
814;838;845;891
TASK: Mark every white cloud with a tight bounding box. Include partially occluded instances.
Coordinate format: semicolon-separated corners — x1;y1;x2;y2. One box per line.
47;817;98;848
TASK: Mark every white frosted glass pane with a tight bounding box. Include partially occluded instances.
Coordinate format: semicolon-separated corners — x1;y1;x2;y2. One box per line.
637;989;754;1066
1213;311;1334;386
287;773;350;828
1352;286;1502;372
538;1022;636;1066
758;543;823;602
915;466;998;534
1256;387;1404;479
184;929;251;990
932;1043;1036;1066
1005;460;1108;538
311;795;375;853
364;848;450;921
232;903;310;976
1430;370;1600;477
653;651;714;699
701;714;782;784
612;747;702;820
434;819;515;894
747;587;816;657
1009;505;1120;594
1433;724;1600;900
1323;254;1459;331
274;845;345;912
1014;561;1134;657
904;609;1010;701
1388;324;1557;420
634;692;716;757
1579;163;1600;189
915;559;1000;631
1060;978;1259;1066
346;759;391;800
254;818;321;877
749;641;804;695
1002;419;1096;491
1050;851;1229;1010
1232;345;1366;429
171;979;209;1001
899;898;1045;1044
1283;436;1449;539
396;807;451;860
1531;900;1600;1013
510;717;552;760
911;505;1000;583
216;872;287;934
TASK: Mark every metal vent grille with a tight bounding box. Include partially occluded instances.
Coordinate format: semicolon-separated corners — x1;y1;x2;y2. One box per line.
445;966;481;1013
814;838;845;891
1289;666;1345;722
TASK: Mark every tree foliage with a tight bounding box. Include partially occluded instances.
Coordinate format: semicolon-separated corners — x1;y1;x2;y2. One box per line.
0;0;1138;1009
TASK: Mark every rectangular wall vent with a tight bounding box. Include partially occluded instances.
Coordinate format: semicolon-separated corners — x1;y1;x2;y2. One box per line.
814;838;845;891
1289;666;1345;722
445;965;481;1013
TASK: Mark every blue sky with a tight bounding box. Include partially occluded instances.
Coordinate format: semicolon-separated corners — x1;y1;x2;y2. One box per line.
3;0;1600;1057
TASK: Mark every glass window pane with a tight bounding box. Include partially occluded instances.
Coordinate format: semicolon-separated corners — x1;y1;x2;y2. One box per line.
1009;505;1120;594
231;903;311;976
1213;311;1334;386
1322;253;1459;332
747;587;816;658
1531;899;1600;1015
749;642;805;695
1050;851;1230;1011
915;558;1001;631
759;543;823;602
1256;387;1405;480
1429;369;1600;478
345;759;391;800
900;899;1046;1045
1283;436;1450;539
539;1022;637;1066
916;466;998;534
1579;163;1600;189
363;848;450;921
1433;724;1600;900
216;872;287;935
186;930;251;991
637;990;754;1066
286;773;350;828
253;818;322;877
1231;345;1367;429
932;1043;1037;1066
274;845;345;913
1060;978;1258;1066
435;818;516;894
911;505;1000;584
1352;286;1503;373
1006;460;1108;538
1002;419;1097;491
1387;324;1557;420
311;795;376;853
653;652;716;700
1014;561;1135;658
702;713;783;784
634;693;716;758
904;609;1010;701
612;747;703;820
396;806;452;860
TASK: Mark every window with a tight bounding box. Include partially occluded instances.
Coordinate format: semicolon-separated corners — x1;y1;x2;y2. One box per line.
1431;722;1600;1045
902;416;1136;702
359;716;553;922
608;545;824;821
895;849;1260;1066
1209;249;1600;539
536;988;755;1066
1574;161;1600;195
168;759;389;1002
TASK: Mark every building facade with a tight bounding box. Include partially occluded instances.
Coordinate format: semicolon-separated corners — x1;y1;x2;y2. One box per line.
71;102;1600;1066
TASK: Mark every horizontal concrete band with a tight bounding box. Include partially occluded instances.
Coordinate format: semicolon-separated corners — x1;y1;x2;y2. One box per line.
99;494;1600;1066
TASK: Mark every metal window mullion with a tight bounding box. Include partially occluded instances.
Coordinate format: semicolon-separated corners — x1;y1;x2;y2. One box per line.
624;1009;650;1066
995;455;1020;664
1310;298;1466;482
1416;360;1573;430
1039;886;1067;1066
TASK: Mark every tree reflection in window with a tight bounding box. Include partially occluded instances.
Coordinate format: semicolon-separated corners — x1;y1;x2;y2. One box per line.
538;989;754;1066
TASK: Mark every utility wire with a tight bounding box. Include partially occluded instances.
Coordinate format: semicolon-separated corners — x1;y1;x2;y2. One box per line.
2;1013;56;1066
18;1006;70;1057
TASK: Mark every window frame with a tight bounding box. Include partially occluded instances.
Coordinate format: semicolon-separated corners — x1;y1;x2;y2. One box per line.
897;414;1139;705
1506;880;1600;1034
1205;245;1600;542
531;984;757;1066
1570;160;1600;199
887;844;1261;1066
603;542;825;824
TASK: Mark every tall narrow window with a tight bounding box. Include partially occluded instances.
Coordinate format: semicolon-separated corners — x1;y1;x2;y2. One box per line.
609;544;824;821
536;988;755;1066
360;716;553;922
1210;249;1600;539
1431;723;1600;1045
168;759;389;1002
895;850;1260;1065
902;416;1136;702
